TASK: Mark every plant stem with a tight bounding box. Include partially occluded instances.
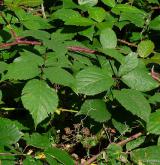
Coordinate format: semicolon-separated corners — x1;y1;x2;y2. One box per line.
82;132;143;165
58;108;78;113
118;39;137;47
0;153;27;156
41;3;46;18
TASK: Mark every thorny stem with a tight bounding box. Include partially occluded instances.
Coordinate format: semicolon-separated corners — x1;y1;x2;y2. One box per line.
0;13;42;48
117;132;143;146
0;40;41;48
0;39;138;50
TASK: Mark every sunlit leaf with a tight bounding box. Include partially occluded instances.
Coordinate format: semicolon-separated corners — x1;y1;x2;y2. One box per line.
21;79;58;126
114;89;151;122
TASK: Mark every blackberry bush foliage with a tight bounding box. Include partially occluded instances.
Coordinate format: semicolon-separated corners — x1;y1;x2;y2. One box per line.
0;0;160;164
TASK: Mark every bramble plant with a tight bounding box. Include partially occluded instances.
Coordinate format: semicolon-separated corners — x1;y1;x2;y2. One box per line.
1;0;160;164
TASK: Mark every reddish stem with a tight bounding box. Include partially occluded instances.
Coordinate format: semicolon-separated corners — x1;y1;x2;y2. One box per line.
151;66;160;82
0;39;42;48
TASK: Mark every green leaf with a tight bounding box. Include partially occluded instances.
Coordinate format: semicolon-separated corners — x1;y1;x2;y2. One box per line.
106;143;122;163
149;15;160;30
126;136;145;151
137;40;155;58
0;147;15;163
147;0;159;4
101;0;116;7
21;30;50;41
0;118;23;146
78;99;111;122
21;79;58;126
149;93;160;104
45;156;59;165
23;156;43;165
130;32;142;42
44;40;67;55
147;110;160;135
65;17;95;26
75;67;114;95
112;119;131;134
4;51;43;80
14;0;43;7
88;7;106;22
15;9;51;30
51;29;75;42
113;89;151;122
53;8;80;20
119;12;145;27
96;12;116;30
130;146;160;164
112;4;147;27
23;133;51;148
112;4;146;16
45;52;71;68
119;52;138;76
45;147;74;165
78;26;95;40
144;53;160;64
100;48;125;63
158;137;160;146
63;0;78;8
53;8;94;26
44;67;76;88
0;62;8;74
100;28;117;49
122;61;159;92
0;160;16;165
78;0;98;6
